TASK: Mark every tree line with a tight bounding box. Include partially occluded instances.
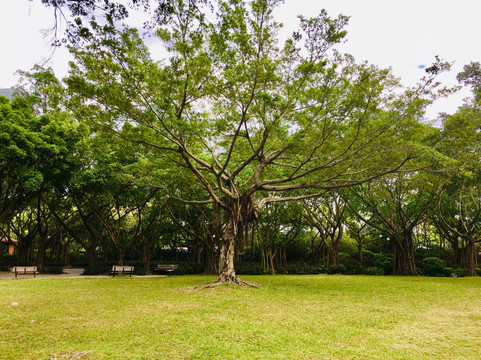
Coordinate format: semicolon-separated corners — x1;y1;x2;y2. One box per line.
1;0;480;282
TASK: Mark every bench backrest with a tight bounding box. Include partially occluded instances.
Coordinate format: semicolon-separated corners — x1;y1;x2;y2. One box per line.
156;264;178;270
11;266;37;273
112;265;134;272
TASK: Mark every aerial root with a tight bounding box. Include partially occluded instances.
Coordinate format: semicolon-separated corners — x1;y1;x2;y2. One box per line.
193;275;261;289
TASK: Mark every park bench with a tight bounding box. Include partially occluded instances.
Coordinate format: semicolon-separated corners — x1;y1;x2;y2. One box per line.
12;266;38;278
153;264;178;275
111;265;134;277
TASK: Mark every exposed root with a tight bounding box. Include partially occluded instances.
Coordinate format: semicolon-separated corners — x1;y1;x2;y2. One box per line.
193;275;261;289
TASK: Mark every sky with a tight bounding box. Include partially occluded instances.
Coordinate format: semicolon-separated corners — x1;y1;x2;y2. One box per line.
1;0;481;119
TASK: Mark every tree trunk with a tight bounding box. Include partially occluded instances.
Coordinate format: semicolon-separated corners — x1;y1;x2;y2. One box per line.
118;248;125;266
235;225;244;263
452;237;460;266
193;242;202;264
392;233;418;275
267;247;275;275
198;199;259;288
143;241;152;275
87;245;98;269
466;237;477;277
358;242;364;264
216;214;237;283
203;242;218;275
17;235;34;264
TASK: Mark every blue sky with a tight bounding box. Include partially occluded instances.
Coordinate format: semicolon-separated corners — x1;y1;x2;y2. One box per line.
1;0;480;119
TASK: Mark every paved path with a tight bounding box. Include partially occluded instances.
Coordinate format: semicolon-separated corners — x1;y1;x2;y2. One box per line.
0;268;167;279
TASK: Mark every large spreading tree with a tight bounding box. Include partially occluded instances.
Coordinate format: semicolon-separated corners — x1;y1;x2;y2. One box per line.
61;0;448;285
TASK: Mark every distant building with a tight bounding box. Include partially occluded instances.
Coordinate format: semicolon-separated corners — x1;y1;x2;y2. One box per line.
1;237;17;255
0;88;15;99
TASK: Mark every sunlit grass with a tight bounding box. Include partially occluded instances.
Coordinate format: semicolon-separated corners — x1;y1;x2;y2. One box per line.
1;275;480;359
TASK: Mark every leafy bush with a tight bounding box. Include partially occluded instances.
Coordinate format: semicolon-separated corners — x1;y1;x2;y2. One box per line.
83;266;108;275
375;255;393;275
415;245;451;261
360;250;376;267
172;262;204;275
422;257;448;277
338;252;351;263
340;258;362;275
235;262;265;275
43;266;64;274
69;252;90;267
448;267;468;277
363;267;384;276
477;267;481;276
339;237;358;256
0;254;17;271
275;263;326;275
326;264;347;275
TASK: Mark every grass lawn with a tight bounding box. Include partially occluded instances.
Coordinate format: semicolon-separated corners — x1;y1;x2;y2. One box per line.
1;275;480;359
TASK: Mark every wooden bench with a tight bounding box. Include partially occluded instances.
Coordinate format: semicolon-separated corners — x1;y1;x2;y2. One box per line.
12;266;38;278
111;265;134;277
153;264;178;275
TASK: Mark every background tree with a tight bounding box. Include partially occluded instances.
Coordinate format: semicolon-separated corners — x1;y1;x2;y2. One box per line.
456;61;481;102
257;201;303;274
303;191;346;267
436;83;481;276
346;169;443;275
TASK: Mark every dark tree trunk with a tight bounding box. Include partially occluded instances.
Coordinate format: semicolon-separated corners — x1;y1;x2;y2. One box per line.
466;237;477;277
143;241;152;275
17;234;35;264
452;237;460;266
327;237;341;266
216;213;237;283
235;225;244;263
36;240;47;273
267;247;275;275
203;242;218;275
358;243;364;264
392;232;418;275
87;245;98;269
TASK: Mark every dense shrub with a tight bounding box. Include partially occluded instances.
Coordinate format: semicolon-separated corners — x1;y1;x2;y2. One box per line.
338;252;351;263
0;254;17;271
341;258;362;275
69;252;90;267
326;264;347;275
156;248;191;262
284;239;311;262
363;267;384;275
358;250;376;267
275;263;326;275
415;245;451;261
375;255;393;275
82;266;108;275
43;266;64;274
422;257;448;277
241;250;261;263
171;262;204;275
235;262;265;275
448;267;468;277
339;237;358;256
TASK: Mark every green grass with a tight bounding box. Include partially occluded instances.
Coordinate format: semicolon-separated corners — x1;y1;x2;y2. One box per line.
1;275;480;359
